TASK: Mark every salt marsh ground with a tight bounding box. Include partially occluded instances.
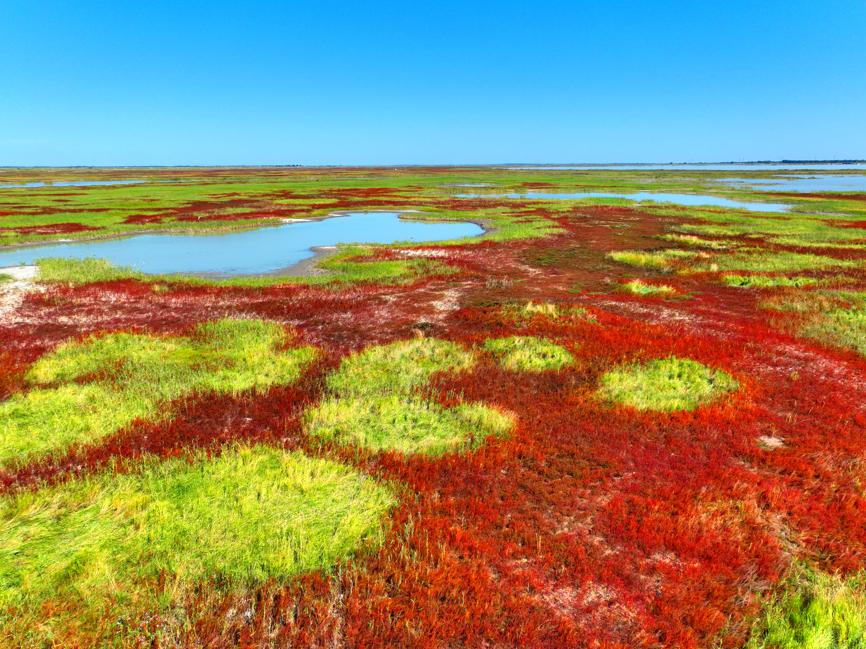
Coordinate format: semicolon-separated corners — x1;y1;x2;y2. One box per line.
1;164;866;647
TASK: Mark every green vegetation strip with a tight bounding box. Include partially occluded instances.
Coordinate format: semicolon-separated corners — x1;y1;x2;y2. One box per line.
660;233;732;250
598;357;738;412
621;279;677;296
305;338;513;455
0;445;396;626
693;251;857;274
802;307;866;357
607;249;700;270
35;250;457;288
483;336;573;372
722;274;821;288
504;301;591;326
0;319;317;467
747;567;866;649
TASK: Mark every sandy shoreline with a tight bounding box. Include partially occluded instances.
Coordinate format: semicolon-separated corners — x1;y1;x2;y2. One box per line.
0;264;39;321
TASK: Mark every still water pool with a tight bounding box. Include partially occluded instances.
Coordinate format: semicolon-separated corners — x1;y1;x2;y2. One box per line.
719;174;866;193
0;211;483;276
507;164;866;171
0;180;146;189
462;191;790;212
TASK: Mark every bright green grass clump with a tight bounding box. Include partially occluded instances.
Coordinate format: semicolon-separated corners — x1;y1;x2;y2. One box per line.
520;301;561;317
0;319;317;467
308;396;513;456
520;301;589;319
722;274;821;289
483;336;573;372
322;337;474;397
621;279;677;296
0;445;396;631
801;308;866;356
661;233;732;250
36;250;455;288
306;338;513;455
694;251;857;274
598;357;738;412
607;249;699;270
747;567;866;649
0;273;12;284
503;301;591;325
36;257;146;284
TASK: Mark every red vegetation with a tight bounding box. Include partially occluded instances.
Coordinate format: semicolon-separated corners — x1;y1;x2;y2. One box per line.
1;201;865;647
0;222;100;235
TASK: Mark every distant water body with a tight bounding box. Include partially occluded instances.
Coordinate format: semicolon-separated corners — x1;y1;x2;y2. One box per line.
460;191;790;212
0;180;145;189
0;211;483;276
719;174;866;193
507;164;866;171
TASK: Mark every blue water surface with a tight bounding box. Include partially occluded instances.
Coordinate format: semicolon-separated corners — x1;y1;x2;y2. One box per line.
719;174;866;193
507;164;866;171
462;191;790;213
0;180;145;189
0;211;482;276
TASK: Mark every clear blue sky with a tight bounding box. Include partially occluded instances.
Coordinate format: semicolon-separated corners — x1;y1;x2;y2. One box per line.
2;1;865;166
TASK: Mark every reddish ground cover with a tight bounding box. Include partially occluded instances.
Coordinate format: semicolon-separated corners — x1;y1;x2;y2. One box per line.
0;194;864;647
0;222;100;236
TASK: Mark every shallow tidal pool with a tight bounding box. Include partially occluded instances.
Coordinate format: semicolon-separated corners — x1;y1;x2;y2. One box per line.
718;173;866;193
462;191;790;212
0;211;483;276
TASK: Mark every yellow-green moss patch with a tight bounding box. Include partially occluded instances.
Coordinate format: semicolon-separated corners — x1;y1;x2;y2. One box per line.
484;336;574;372
0;445;396;635
305;338;513;455
598;357;738;412
747;566;866;649
0;319;317;467
621;279;677;296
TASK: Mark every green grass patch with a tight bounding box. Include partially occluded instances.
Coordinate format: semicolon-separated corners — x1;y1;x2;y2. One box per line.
521;301;561;317
677;213;866;248
607;249;700;270
692;251;857;274
483;336;573;372
305;338;514;455
503;301;591;325
661;233;733;249
769;237;866;250
322;337;474;396
35;249;457;288
0;319;317;467
747;567;866;649
722;274;821;289
801;307;866;356
306;396;513;456
36;257;146;284
621;279;677;296
0;445;396;637
598;357;738;412
759;292;841;314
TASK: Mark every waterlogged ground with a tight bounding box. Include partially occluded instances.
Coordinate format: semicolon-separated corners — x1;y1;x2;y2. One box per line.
1;165;866;647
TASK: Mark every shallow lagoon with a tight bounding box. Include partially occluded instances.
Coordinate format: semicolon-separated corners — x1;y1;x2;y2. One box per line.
463;191;790;212
719;174;866;193
0;211;482;276
0;179;145;189
508;164;866;171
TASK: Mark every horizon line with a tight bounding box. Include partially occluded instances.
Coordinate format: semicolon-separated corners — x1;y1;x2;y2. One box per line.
1;159;865;170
